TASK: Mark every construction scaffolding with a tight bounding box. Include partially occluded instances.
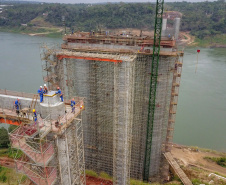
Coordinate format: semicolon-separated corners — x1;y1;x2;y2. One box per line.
9;124;57;185
40;30;184;184
0;87;86;185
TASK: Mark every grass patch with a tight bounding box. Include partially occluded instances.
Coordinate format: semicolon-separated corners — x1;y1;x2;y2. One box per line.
20;175;27;183
0;148;23;159
204;156;226;168
0;149;9;157
194;34;226;47
0;165;24;184
8;148;23;159
183;35;188;39
0;26;62;38
29;16;53;27
99;171;112;180
46;31;63;38
85;170;98;178
165;182;182;185
130;179;150;185
191;178;205;185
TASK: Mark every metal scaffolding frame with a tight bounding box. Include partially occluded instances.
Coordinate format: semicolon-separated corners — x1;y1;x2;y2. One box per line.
40;29;184;184
56;117;86;185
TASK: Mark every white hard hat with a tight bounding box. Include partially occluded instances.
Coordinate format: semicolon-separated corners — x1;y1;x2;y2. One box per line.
40;86;43;88
44;84;46;86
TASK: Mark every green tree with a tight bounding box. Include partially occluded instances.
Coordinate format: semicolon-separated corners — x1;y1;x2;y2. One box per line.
0;128;9;148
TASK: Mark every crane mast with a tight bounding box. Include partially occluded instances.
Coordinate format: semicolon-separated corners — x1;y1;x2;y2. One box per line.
143;0;164;181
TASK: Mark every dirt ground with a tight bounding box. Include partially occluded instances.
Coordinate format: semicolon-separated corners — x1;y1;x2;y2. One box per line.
179;32;195;45
0;157;14;169
86;175;113;185
171;143;226;176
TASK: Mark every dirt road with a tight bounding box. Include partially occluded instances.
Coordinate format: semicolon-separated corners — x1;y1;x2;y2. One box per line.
179;32;195;45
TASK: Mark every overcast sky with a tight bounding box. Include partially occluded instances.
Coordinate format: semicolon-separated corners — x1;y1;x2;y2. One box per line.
9;0;218;4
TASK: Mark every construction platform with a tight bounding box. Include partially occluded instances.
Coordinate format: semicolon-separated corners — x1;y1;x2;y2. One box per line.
0;89;86;185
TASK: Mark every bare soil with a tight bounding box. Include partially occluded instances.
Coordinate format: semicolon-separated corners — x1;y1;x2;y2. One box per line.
179;32;195;46
0;156;14;168
86;175;113;185
171;144;226;176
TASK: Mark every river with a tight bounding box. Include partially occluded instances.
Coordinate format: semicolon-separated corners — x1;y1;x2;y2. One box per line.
0;32;225;152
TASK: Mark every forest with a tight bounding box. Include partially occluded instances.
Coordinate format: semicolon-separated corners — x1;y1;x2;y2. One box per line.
0;0;225;39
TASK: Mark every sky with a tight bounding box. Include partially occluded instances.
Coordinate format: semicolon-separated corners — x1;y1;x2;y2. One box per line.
5;0;218;4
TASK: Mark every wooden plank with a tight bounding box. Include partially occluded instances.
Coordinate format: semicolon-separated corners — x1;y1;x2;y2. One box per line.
164;152;193;185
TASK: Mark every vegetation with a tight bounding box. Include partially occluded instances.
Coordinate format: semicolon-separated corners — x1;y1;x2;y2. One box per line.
99;171;112;180
8;125;17;133
0;0;225;41
0;125;17;149
130;179;150;185
166;0;225;39
0;165;25;184
191;178;205;185
0;125;23;159
0;128;9;148
204;156;226;168
85;169;98;178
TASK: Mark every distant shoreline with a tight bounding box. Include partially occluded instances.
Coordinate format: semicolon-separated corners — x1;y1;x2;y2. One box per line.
0;26;226;48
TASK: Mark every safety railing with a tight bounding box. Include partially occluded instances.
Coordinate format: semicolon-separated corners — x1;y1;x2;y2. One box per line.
9;126;55;166
0;89;37;99
59;98;84;121
15;161;57;185
38;114;52;138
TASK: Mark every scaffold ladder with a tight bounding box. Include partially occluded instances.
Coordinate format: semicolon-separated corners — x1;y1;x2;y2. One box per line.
143;0;164;181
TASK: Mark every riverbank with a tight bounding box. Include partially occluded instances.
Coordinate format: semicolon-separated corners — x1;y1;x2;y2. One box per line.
0;26;63;38
1;26;226;48
180;32;226;48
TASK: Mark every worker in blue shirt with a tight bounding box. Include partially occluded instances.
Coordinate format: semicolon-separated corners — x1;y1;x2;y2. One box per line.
71;98;76;113
14;98;20;114
56;87;63;102
37;86;44;103
33;109;37;125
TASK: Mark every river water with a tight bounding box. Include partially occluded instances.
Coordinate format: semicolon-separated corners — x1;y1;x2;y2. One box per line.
0;32;225;152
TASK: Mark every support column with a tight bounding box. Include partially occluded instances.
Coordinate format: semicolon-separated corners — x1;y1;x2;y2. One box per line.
113;60;135;185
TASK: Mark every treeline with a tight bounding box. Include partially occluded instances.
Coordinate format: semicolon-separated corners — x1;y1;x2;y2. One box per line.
0;0;225;39
166;0;226;39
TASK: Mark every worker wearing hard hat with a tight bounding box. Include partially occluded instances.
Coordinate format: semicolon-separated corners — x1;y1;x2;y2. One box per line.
14;98;20;114
71;98;76;113
56;87;63;102
33;109;37;124
37;86;44;103
43;84;48;94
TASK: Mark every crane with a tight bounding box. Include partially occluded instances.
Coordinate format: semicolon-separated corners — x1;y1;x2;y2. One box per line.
143;0;165;182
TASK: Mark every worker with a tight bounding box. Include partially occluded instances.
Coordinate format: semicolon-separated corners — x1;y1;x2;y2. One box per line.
33;109;37;125
43;84;48;94
71;98;76;113
168;33;171;39
14;98;20;114
56;87;63;102
37;86;44;103
175;63;178;70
